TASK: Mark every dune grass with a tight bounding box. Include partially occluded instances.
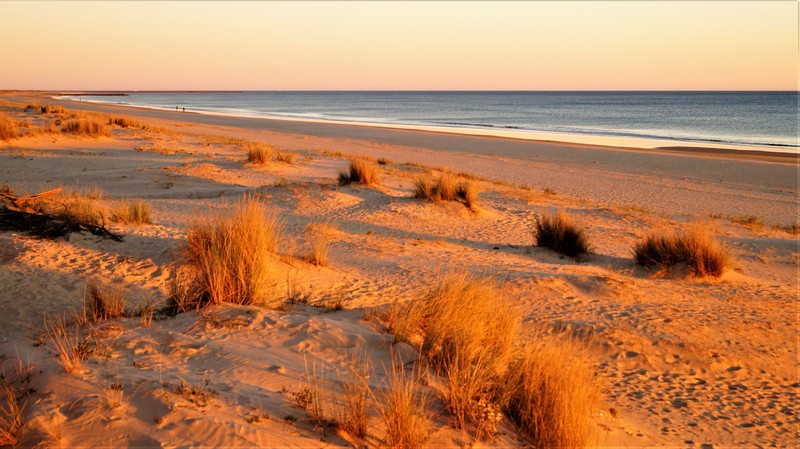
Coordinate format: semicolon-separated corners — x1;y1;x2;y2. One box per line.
414;171;479;208
179;195;283;309
305;222;336;267
111;199;152;225
338;159;381;186
333;358;372;441
108;116;140;128
81;279;126;324
0;113;18;141
0;381;26;447
44;315;90;374
503;338;599;447
391;274;518;440
376;360;429;449
61;118;110;137
534;210;590;258
633;225;732;277
41;105;65;114
57;188;108;226
245;142;274;164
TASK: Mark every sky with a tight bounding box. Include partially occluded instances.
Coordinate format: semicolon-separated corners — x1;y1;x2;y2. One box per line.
0;1;797;91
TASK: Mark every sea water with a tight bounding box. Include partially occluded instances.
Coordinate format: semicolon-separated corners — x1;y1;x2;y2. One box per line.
61;91;799;152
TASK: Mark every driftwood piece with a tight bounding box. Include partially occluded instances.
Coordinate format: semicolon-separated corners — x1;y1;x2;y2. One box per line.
0;187;123;241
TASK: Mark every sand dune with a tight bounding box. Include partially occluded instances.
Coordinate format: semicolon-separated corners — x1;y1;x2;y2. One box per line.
0;96;797;447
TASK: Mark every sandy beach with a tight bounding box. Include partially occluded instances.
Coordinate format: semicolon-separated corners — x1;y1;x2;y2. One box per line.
0;94;798;448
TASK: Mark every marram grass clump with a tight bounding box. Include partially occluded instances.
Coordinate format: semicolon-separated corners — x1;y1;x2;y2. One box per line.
633;225;732;277
176;195;284;309
533;210;589;258
338;159;380;186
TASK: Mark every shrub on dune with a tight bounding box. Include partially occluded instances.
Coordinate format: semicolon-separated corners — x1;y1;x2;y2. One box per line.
179;195;283;309
338;158;380;186
533;210;590;258
634;225;731;277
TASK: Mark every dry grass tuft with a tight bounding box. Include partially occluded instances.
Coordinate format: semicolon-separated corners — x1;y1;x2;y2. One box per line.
376;360;429;449
338;159;381;186
333;358;372;441
414;171;478;208
306;222;336;267
61;118;110;137
111;198;152;225
534;210;590;258
108;116;140;128
456;180;479;210
391;274;518;441
179;195;283;309
0;380;27;447
0;113;19;141
81;279;126;323
503;338;599;448
58;189;108;226
44;315;90;373
41;105;65;114
245;142;274;164
633;225;732;277
275;153;295;164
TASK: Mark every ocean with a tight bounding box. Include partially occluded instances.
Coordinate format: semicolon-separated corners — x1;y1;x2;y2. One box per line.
60;91;799;152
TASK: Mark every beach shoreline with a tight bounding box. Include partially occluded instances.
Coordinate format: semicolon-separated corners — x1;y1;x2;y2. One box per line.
6;91;799;164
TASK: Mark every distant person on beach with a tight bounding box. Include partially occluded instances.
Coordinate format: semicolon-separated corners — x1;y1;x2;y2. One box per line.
183;107;185;112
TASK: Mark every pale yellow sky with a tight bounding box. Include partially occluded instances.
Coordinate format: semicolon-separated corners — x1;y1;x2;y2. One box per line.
0;1;797;90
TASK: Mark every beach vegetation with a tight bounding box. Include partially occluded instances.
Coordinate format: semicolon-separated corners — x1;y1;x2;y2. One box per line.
414;171;478;208
533;210;590;258
503;337;599;447
177;195;283;309
0;113;18;141
376;359;429;449
111;198;152;225
306;222;335;267
0;380;26;447
275;152;295;164
41;105;65;114
80;279;127;324
333;358;372;440
391;274;518;441
44;314;90;374
108;116;140;128
61;118;110;137
633;225;732;277
245;142;273;164
338;158;381;186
